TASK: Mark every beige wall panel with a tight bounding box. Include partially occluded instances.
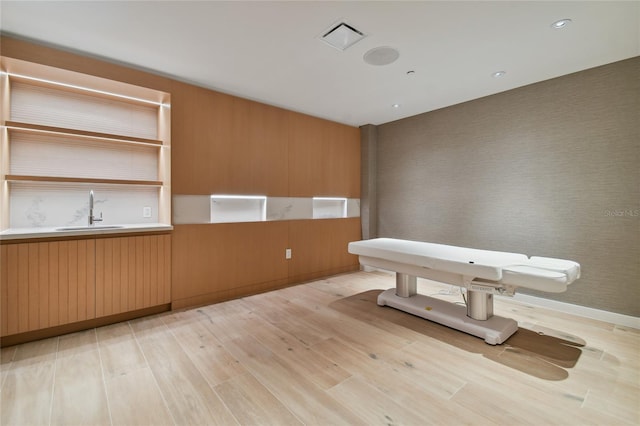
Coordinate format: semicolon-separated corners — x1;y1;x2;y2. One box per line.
288;218;361;282
288;112;360;198
172;222;289;303
374;57;640;316
171;81;288;195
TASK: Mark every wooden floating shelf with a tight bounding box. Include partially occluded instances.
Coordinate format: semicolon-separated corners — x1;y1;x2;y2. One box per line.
4;121;163;146
5;175;163;186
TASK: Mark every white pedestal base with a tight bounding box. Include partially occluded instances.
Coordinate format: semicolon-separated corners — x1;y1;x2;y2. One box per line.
377;289;518;345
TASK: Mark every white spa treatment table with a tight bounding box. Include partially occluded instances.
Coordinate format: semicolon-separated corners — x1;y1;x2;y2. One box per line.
348;238;581;344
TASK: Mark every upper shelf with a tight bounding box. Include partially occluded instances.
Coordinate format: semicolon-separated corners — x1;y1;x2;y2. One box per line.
4;121;164;147
5;175;163;186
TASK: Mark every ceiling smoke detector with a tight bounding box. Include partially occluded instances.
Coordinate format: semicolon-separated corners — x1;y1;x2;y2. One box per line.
320;22;366;51
363;46;400;66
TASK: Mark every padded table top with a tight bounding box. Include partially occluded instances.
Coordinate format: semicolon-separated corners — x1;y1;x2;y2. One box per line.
348;238;580;292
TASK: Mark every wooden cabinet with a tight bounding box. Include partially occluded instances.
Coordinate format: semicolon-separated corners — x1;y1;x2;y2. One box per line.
171;222;289;309
1;233;171;339
171;219;360;310
288;218;361;282
1;239;95;336
95;234;171;317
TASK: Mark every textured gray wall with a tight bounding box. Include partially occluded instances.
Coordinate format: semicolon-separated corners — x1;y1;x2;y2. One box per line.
374;57;639;316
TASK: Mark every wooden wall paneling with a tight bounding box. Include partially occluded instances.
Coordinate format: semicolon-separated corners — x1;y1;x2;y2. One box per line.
171;81;288;196
337;123;362;198
321;120;361;198
233;99;288;195
170;81;232;194
288;218;361;282
288;112;322;197
171;223;289;305
231;96;254;193
288;111;360;198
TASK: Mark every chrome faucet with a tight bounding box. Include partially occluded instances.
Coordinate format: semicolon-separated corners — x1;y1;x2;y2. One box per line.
88;190;103;226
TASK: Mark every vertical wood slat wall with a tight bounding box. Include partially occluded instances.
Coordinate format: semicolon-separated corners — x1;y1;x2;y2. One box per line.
95;234;171;317
1;234;171;338
0;239;95;336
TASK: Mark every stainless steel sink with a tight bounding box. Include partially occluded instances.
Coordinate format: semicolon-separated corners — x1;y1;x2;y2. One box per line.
56;225;125;231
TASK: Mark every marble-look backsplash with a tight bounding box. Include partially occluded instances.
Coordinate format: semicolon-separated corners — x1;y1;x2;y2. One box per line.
173;195;360;225
9;183;159;228
211;197;266;223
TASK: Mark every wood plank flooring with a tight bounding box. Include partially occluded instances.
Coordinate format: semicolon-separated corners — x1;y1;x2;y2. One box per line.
1;271;638;425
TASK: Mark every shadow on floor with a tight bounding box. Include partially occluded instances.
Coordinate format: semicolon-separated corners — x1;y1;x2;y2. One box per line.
329;290;585;381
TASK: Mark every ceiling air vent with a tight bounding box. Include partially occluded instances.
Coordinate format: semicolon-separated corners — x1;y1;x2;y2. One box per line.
320;22;366;51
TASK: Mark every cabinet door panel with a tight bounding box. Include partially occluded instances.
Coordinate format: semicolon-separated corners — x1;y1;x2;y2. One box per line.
95;234;170;318
0;245;7;336
288;218;361;281
0;240;95;336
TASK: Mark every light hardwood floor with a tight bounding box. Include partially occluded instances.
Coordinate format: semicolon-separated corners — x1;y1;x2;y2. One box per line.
1;271;638;425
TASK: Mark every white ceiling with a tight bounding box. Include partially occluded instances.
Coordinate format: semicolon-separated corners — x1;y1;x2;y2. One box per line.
1;1;639;127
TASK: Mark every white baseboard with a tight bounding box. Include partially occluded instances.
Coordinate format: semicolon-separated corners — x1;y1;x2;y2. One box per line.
505;293;640;330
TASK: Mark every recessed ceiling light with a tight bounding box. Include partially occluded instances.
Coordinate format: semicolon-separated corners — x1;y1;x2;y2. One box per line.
492;71;506;78
392;103;401;109
551;19;572;29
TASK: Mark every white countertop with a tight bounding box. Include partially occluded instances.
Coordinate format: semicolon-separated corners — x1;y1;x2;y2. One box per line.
0;223;173;240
